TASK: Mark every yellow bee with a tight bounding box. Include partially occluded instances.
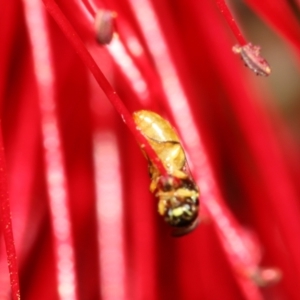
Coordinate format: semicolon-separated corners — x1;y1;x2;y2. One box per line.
133;110;200;236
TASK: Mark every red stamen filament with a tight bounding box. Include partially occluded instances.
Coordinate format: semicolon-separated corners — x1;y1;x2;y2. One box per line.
0;129;20;300
42;0;168;177
126;0;263;297
22;0;79;298
215;0;247;45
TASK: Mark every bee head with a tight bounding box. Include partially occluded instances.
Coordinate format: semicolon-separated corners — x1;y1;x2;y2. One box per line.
164;196;200;236
156;175;200;236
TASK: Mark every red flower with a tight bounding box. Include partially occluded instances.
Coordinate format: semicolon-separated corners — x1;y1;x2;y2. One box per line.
1;0;300;299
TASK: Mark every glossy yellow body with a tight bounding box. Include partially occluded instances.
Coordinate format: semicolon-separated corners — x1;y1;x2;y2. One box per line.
133;110;186;177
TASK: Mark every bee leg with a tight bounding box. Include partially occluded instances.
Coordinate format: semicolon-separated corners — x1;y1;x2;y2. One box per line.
172;169;189;179
150;178;158;193
174;188;199;199
158;198;166;215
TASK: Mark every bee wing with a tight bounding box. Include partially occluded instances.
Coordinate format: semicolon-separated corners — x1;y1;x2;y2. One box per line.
148;139;186;171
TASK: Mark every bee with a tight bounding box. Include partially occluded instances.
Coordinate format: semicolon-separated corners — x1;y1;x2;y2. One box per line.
133;110;200;236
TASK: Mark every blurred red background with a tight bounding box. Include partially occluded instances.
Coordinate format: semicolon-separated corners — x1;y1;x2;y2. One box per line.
1;0;300;299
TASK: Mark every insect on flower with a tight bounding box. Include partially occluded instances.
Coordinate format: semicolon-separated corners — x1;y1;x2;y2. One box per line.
133;110;200;236
233;43;271;76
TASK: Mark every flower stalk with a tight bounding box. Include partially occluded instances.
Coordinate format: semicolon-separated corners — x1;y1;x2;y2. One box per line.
0;127;20;300
215;0;247;45
42;0;168;177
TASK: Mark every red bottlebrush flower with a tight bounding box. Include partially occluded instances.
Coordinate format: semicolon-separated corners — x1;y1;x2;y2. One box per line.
1;0;300;299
